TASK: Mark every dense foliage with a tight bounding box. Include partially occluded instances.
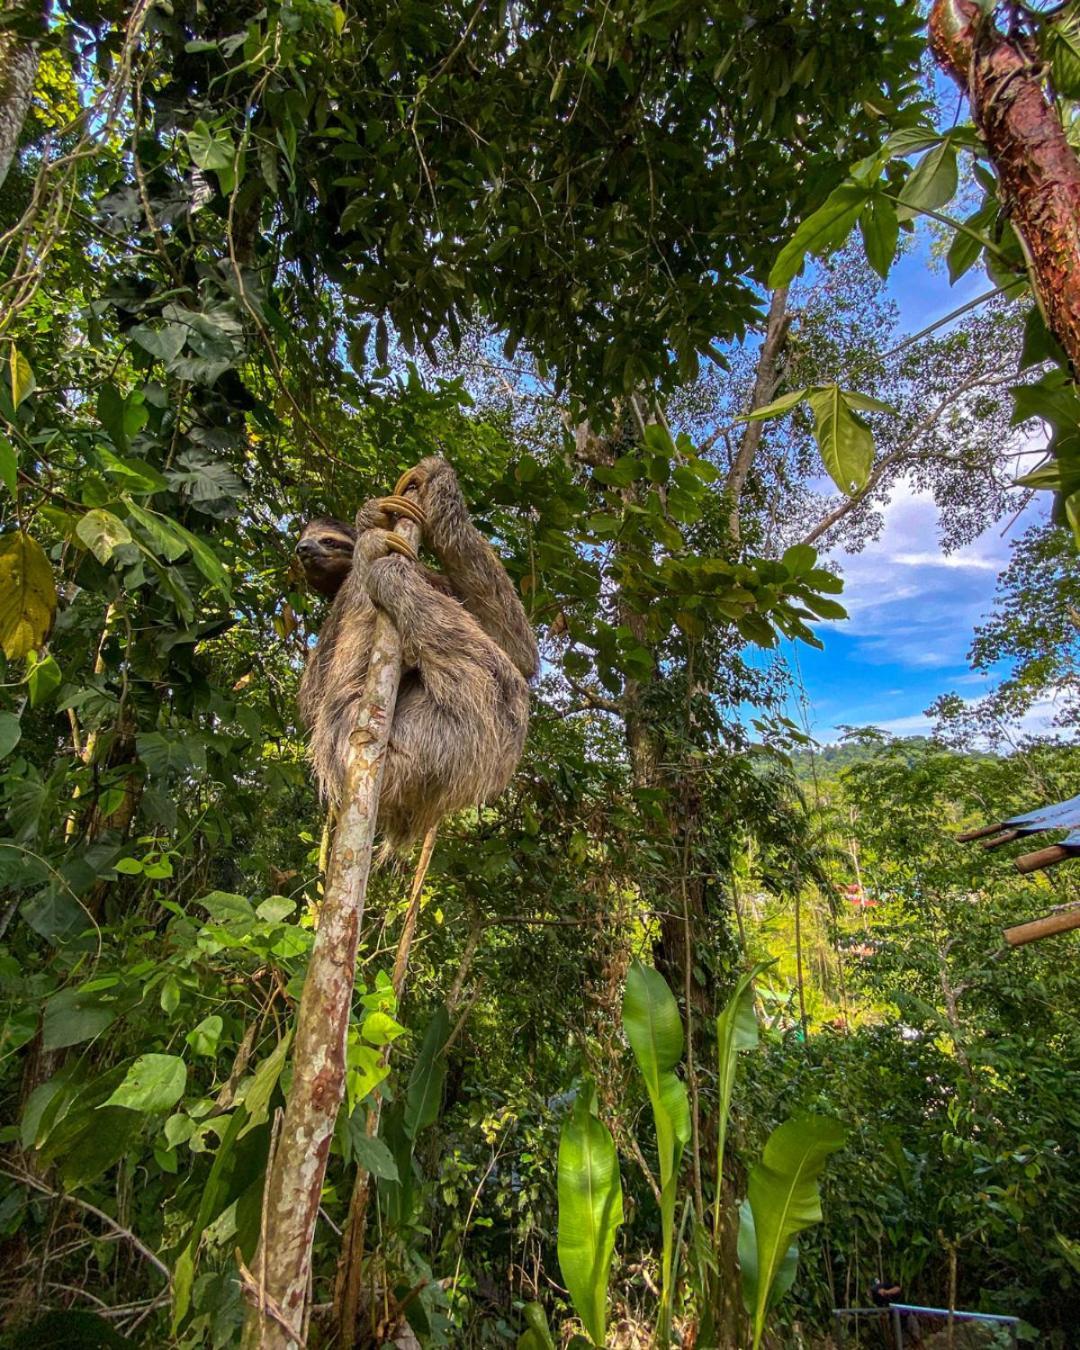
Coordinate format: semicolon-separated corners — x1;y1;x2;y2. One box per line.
0;2;1078;1347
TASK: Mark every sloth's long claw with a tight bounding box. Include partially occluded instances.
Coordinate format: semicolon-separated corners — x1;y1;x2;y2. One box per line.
378;494;426;526
382;533;418;562
394;465;430;497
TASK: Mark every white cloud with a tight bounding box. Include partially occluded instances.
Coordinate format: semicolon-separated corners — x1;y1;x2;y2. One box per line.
822;478;1044;670
867;692;1067;742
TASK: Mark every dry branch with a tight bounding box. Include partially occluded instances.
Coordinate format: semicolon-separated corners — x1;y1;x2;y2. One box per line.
241;495;422;1350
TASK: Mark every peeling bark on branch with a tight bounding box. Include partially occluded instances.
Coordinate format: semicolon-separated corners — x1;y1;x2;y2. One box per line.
0;0;47;191
726;286;790;542
241;502;422;1350
930;0;1080;375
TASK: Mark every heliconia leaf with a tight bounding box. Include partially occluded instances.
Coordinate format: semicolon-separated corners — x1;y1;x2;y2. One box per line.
0;531;57;660
807;385;875;495
768;183;870;288
715;961;772;1228
557;1091;623;1346
404;1004;449;1138
622;961;690;1340
739;1115;846;1349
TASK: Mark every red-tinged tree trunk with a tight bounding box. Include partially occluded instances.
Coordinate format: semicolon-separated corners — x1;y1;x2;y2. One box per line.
241;505;422;1350
929;0;1080;376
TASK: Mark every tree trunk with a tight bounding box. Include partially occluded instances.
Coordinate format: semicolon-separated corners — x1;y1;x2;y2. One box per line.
725;286;790;541
0;0;47;191
930;0;1080;375
241;505;422;1350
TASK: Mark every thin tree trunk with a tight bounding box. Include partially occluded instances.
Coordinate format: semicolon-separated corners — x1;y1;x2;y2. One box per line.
333;825;437;1349
241;501;422;1350
930;0;1080;375
726;286;790;540
0;0;47;190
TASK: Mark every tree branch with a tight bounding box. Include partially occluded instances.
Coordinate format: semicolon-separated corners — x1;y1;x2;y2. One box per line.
726;285;790;541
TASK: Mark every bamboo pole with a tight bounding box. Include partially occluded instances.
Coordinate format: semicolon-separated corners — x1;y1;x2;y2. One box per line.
241;496;421;1350
1004;907;1080;947
1014;844;1073;875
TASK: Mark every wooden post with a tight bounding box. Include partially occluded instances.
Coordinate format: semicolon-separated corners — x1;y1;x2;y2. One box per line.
1014;844;1073;875
1004;908;1080;947
955;822;1005;843
241;496;421;1350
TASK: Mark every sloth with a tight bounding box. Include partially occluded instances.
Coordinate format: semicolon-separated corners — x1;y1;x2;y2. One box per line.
295;457;538;848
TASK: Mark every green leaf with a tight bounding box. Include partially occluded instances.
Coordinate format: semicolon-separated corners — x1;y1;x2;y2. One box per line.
0;433;16;495
947;200;996;284
43;988;118;1050
1045;13;1080;99
557;1091;623;1346
186;1015;223;1056
740;1115;846;1349
96;447;167;495
361;1010;407;1046
124;500;232;599
130;322;188;364
622;962;690;1338
76;508;133;564
518;1303;557;1350
0;531;57;660
740;387;809;423
27;653;61;707
768;183;870;287
781;544;816;577
715;962;772;1233
897;139;958;219
0;711;21;759
238;1031;292;1136
404;1005;450;1139
103;1054;188;1114
737;1201;799;1318
9;346;35;408
806;386;875;494
858;195;898;279
351;1132;400;1182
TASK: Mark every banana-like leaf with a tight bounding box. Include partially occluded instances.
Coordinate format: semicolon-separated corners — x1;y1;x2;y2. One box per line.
622;961;690;1340
739;1115;846;1349
714;961;773;1237
517;1301;556;1349
557;1091;623;1346
404;1004;449;1139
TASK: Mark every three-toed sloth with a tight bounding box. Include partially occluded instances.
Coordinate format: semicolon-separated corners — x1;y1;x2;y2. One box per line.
295;458;538;848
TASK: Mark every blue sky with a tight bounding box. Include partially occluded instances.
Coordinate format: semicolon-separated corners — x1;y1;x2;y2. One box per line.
769;243;1053;745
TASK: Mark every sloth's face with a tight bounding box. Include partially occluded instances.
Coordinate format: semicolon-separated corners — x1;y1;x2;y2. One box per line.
296;517;357;599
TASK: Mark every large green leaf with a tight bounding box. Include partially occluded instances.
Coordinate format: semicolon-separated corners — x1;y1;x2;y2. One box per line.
714;962;772;1238
556;1091;623;1347
404;1004;449;1138
622;961;690;1339
740;1115;846;1349
768;183;871;287
897;138;958;219
0;531;57;660
103;1053;188;1114
807;385;875;495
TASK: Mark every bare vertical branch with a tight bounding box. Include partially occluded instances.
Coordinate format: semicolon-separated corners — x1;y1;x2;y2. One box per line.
726;285;790;541
241;496;422;1350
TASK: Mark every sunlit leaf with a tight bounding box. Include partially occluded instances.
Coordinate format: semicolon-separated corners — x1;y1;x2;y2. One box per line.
557;1090;622;1346
0;531;57;659
103;1054;188;1114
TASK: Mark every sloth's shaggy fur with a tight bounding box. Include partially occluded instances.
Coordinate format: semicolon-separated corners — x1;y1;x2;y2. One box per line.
296;458;538;848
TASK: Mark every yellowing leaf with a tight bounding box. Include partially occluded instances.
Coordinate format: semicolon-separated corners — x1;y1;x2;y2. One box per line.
9;347;35;409
0;531;57;659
